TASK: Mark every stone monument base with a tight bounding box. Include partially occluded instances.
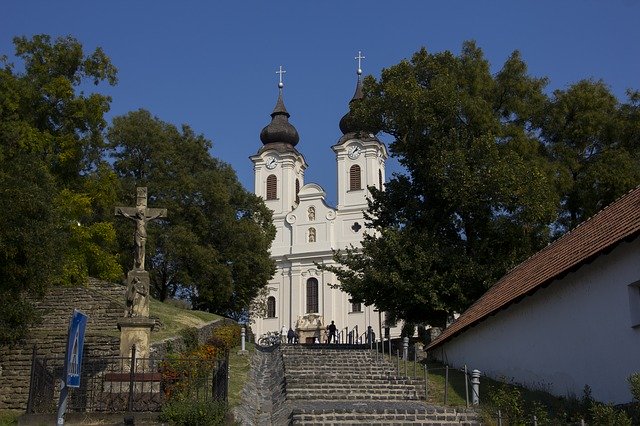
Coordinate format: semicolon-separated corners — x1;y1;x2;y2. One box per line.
118;317;155;359
295;313;325;344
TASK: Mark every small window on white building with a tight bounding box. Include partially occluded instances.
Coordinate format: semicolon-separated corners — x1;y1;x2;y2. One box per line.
628;281;640;327
266;175;277;200
266;296;276;318
351;302;362;313
308;227;316;243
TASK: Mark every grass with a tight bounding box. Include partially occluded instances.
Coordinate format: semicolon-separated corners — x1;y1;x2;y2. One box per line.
148;298;221;342
227;342;254;408
0;411;20;426
381;354;606;423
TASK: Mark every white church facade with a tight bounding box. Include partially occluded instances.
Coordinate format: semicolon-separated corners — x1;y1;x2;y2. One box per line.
250;65;401;343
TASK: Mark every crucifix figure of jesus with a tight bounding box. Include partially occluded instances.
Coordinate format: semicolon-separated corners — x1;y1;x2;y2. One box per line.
115;187;167;271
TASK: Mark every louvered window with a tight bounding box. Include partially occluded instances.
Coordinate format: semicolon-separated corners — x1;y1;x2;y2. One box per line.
266;296;276;318
306;278;319;313
349;165;361;191
379;169;383;190
266;174;277;200
295;179;300;204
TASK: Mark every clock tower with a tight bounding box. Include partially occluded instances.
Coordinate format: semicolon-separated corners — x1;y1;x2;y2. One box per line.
332;53;388;212
250;66;306;218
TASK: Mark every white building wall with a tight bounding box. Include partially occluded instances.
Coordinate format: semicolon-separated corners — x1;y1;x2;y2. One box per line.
432;238;640;404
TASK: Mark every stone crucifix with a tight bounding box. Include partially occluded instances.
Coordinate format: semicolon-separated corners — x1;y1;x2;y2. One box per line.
115;187;167;271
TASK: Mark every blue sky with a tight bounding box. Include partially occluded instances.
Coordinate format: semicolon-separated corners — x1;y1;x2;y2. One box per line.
3;1;639;206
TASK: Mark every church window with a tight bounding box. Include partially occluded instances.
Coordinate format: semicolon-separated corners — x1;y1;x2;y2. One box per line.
379;169;383;190
308;206;315;221
352;302;362;313
295;179;300;204
306;278;319;313
349;165;362;191
266;296;276;318
308;227;316;243
266;174;277;200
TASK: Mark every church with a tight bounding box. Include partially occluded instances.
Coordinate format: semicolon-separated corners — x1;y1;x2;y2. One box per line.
250;61;401;343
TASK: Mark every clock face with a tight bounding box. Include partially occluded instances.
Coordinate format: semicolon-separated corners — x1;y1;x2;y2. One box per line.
347;145;362;160
265;156;277;169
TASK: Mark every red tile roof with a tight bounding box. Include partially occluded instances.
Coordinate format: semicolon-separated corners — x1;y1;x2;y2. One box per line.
427;185;640;350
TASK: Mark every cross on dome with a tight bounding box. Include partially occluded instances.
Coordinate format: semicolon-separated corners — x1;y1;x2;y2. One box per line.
276;65;286;88
355;51;365;75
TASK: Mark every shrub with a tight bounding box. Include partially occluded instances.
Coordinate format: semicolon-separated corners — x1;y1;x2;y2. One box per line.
159;397;227;426
628;372;640;403
180;326;200;352
208;324;241;351
160;344;219;399
589;402;632;426
529;401;551;425
488;382;525;424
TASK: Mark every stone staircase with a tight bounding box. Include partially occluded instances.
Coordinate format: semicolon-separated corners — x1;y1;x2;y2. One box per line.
281;344;480;425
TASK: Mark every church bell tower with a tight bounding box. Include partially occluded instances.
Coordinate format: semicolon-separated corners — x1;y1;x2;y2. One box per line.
333;52;387;212
250;66;307;218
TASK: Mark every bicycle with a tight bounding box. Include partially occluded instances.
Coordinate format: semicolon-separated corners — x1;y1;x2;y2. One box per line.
258;331;281;346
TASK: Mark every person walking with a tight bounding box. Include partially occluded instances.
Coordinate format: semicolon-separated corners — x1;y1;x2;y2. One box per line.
327;320;337;344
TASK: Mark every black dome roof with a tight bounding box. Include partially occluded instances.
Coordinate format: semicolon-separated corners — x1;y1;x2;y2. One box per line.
339;76;365;135
260;90;299;146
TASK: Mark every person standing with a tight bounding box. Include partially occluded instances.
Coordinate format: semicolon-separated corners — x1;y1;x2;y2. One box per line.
287;328;296;344
327;321;337;344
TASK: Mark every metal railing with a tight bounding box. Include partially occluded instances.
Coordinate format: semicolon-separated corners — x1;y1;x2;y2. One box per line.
27;346;228;414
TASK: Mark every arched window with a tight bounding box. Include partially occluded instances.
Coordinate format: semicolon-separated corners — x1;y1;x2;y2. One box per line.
306;278;318;313
349;165;361;191
379;169;383;190
308;227;316;243
266;174;277;200
266;296;276;318
295;179;300;204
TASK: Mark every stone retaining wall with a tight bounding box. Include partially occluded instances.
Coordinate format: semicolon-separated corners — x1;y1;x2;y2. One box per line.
233;345;290;425
0;278;236;412
149;317;236;359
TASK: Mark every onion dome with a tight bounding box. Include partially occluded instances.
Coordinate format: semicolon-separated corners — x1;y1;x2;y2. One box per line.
260;71;299;147
339;74;365;135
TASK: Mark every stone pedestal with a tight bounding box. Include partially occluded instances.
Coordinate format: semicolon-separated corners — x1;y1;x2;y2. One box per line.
118;317;155;359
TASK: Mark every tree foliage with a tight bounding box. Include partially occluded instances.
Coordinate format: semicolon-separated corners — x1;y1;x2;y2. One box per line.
107;110;276;317
543;81;640;232
0;35;121;342
326;42;640;326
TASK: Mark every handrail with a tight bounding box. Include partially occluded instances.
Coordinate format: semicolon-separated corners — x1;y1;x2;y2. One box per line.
341;327;348;344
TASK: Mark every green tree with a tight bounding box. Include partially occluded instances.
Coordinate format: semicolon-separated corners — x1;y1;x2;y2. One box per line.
326;42;560;326
543;81;640;232
107;110;275;318
0;35;121;341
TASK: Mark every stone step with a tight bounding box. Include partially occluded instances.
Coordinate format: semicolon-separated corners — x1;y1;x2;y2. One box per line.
290;404;481;425
291;413;480;425
286;378;424;387
287;392;422;401
287;381;422;389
